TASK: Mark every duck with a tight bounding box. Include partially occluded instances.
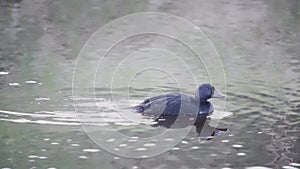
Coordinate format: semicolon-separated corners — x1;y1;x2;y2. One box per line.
133;83;225;116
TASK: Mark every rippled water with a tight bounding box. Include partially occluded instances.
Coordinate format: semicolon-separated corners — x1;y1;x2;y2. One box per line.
0;0;299;169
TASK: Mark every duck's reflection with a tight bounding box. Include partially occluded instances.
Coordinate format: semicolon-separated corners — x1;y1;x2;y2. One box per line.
148;114;227;139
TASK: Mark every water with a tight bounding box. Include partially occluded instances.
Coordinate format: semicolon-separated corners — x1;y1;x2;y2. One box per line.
0;0;300;168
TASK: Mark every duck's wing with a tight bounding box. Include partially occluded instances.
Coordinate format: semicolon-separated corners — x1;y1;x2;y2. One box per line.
134;93;198;115
133;93;181;114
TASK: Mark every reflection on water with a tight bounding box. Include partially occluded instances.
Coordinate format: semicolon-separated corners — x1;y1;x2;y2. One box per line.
0;0;300;168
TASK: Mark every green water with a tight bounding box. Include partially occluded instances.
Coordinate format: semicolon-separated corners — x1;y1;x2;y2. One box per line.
0;0;299;169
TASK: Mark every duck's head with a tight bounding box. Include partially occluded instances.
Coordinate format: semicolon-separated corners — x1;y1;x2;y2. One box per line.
195;83;225;103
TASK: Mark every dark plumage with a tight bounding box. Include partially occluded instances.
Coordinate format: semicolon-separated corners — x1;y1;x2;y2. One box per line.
133;83;225;116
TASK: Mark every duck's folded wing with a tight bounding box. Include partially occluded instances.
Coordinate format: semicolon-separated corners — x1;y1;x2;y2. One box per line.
134;93;181;114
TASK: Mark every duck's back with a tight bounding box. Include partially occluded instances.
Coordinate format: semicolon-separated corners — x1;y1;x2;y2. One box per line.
134;93;201;115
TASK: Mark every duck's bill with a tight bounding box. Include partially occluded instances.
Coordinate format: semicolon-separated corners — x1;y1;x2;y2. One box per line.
212;89;226;98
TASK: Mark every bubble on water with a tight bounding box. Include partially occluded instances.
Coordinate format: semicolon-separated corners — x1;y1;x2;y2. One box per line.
222;140;230;143
35;97;51;101
128;139;138;142
119;144;127;147
171;147;180;150
28;155;38;158
290;163;300;167
25;80;38;84
232;144;243;148
283;166;299;169
236;153;246;156
9;82;20;87
50;142;59;145
0;71;9;75
191;146;200;150
106;139;115;142
83;149;100;152
181;140;189;144
136;148;147;151
71;144;80;147
78;156;88;159
39;156;48;159
245;167;272;169
143;143;156;147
